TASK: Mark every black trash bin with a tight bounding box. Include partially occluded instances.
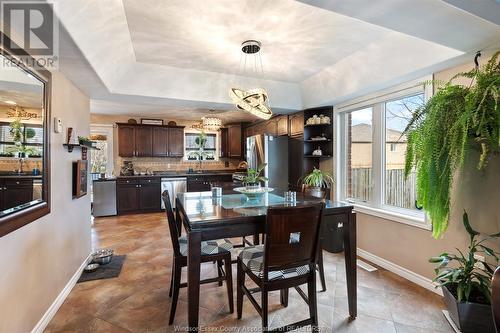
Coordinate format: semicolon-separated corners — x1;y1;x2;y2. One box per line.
321;214;346;253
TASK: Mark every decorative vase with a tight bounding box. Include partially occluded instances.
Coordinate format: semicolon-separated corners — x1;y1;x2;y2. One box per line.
245;182;261;190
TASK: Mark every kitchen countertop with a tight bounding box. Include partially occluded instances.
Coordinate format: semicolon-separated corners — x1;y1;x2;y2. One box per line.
116;170;240;179
0;173;42;179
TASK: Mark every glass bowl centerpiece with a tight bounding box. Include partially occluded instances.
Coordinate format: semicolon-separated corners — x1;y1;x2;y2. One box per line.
237;163;272;200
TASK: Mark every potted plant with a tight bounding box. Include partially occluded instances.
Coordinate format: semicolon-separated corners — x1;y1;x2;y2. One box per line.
300;167;334;197
403;52;500;238
242;163;267;189
430;211;499;333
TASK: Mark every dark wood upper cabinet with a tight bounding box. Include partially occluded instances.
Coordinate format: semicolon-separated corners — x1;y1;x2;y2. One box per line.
289;112;304;137
227;124;243;158
168;127;184;157
117;123;185;158
135;127;153;157
118;125;136;157
277;115;289;136
219;127;228;158
152;127;168;157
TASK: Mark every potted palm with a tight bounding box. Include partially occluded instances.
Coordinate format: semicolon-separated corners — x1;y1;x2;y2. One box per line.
242;163;267;189
300;167;334;198
430;211;499;333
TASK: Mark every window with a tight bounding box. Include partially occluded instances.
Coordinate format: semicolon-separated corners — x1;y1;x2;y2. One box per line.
384;94;424;211
0;122;43;157
344;107;373;203
337;81;429;226
185;132;218;161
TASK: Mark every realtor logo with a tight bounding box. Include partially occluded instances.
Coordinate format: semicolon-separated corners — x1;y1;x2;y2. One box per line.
1;1;59;68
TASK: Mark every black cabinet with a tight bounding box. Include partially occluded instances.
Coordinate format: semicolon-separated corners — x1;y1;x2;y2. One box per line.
116;178;161;215
321;213;346;253
0;178;34;211
186;174;233;192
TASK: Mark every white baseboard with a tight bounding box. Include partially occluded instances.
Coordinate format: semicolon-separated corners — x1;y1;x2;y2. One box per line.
31;254;91;333
357;248;443;296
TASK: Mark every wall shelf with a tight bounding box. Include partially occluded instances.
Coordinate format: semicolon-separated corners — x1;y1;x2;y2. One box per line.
63;143;100;153
304;155;332;159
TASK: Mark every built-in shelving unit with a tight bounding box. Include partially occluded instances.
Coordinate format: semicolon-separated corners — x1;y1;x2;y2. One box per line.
303;106;333;171
63;143;100;153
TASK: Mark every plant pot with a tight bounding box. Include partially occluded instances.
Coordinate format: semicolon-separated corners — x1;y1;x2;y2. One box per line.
442;285;495;333
245;183;261;190
305;186;323;198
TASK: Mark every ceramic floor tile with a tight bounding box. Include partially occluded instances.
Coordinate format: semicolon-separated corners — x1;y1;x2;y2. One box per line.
45;213;451;333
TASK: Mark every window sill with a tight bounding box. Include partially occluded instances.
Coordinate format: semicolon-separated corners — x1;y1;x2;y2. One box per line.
347;203;431;231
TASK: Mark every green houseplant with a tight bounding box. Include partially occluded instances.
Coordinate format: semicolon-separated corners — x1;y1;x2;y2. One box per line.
187;132;210;171
403;52;500;238
430;211;499;332
300;167;334;197
242;163;268;188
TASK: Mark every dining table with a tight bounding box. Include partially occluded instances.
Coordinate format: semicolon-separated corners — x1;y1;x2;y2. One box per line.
175;190;357;331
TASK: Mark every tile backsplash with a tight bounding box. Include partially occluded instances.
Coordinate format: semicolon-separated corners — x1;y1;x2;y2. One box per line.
115;156;241;175
0;158;42;173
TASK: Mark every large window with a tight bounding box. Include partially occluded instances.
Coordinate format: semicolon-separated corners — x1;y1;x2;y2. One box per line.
185;132;217;160
337;83;428;225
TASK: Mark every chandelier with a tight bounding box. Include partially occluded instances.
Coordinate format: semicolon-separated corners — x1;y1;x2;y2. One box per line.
202;116;222;131
229;40;273;120
191;116;222;132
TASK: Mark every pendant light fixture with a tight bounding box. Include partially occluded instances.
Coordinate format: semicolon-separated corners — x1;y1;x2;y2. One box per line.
229;40;273;120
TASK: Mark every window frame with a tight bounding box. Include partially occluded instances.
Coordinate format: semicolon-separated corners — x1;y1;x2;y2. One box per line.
335;77;432;230
183;130;220;161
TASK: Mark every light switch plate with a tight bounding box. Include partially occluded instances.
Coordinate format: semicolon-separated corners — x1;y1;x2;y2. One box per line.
54;117;63;133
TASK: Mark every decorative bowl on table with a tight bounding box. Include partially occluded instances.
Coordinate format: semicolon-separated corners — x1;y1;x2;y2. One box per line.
233;187;274;200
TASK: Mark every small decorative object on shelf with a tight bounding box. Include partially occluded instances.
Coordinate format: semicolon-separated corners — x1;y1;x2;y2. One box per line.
168;121;177;126
127;118;137;124
141;118;163;125
312;146;322;156
306;114;331;126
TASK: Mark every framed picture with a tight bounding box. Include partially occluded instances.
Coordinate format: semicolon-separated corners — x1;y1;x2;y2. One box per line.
72;160;88;199
141;118;163;125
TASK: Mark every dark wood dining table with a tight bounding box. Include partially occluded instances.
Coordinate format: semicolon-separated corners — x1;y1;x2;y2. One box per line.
175;191;357;331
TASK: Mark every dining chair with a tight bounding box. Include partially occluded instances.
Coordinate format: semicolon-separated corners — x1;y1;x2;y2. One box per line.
161;190;234;325
236;203;325;332
301;184;328;292
492;266;500;332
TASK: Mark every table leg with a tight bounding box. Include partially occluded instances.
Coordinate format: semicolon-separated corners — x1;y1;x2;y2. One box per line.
188;231;202;331
344;212;357;319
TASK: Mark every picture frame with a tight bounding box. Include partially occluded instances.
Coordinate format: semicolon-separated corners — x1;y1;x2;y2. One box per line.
72;160;88;199
141;118;163;125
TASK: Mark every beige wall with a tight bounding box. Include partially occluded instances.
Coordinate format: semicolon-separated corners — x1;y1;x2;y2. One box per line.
0;72;91;332
355;52;500;280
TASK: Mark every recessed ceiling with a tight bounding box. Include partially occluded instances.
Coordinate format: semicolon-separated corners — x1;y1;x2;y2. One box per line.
123;0;388;82
46;0;500;118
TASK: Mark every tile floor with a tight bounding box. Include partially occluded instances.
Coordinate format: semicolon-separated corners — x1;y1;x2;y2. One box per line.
45;213;454;333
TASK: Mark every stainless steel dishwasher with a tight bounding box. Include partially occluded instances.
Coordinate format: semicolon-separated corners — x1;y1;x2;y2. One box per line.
93;179;117;217
161;177;187;209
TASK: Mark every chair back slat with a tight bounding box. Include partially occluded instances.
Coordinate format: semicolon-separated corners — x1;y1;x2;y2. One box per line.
161;190;181;256
263;203;324;277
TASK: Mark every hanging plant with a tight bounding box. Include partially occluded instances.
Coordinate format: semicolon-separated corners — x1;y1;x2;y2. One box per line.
403;52;500;238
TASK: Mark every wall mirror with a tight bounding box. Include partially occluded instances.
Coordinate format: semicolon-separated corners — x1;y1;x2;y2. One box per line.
0;34;51;237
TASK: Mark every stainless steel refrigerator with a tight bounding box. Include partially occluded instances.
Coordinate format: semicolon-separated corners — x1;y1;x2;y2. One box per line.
246;134;288;189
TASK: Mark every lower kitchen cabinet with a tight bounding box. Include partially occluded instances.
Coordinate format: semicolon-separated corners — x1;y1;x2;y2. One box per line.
116;178;161;214
186;174;233;192
0;178;34;211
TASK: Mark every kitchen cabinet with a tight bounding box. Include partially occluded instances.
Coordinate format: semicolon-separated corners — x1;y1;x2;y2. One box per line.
152;127;168;157
0;178;34;210
168;127;184;157
289;112;304;137
219;128;228;158
276;115;289;136
118;125;135;157
116;178;161;214
227;124;243;158
135;127;153;157
186;174;233;192
117;123;185;158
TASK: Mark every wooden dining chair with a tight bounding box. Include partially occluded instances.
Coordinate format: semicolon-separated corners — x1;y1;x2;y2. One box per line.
492;266;500;332
236;203;325;332
162;190;234;325
301;185;328;292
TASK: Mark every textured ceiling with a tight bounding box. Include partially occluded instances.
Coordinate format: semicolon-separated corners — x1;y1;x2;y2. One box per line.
123;0;387;82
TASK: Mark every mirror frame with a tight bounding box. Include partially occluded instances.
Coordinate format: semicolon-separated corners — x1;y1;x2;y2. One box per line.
0;32;51;237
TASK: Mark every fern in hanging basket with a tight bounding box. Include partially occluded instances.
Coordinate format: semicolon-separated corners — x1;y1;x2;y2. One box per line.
404;52;500;238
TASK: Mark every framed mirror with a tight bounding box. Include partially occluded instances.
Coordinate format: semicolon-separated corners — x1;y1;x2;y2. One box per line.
0;33;51;237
